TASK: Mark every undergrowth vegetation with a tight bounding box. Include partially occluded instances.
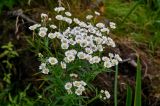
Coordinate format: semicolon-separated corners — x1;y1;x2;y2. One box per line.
0;0;160;106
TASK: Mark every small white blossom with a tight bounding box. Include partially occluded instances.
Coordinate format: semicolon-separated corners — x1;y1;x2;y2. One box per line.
95;11;100;16
38;31;47;37
75;88;83;96
65;82;72;90
39;63;46;70
29;24;41;30
48;33;56;39
104;61;112;68
41;13;48;19
67;55;75;62
115;54;122;61
77;52;86;59
65;11;72;16
39;27;48;32
110;22;116;29
54;6;65;12
100;89;111;100
70;73;78;78
73;81;82;87
111;59;118;66
86;15;93;20
96;23;105;28
63;17;72;24
104;90;111;99
61;43;69;49
101;27;110;34
61;61;66;69
48;57;58;65
50;25;57;29
102;56;110;62
41;68;49;74
55;15;63;20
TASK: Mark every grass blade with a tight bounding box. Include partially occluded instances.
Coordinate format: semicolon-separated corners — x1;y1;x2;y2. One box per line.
126;85;132;106
114;65;118;106
134;59;141;106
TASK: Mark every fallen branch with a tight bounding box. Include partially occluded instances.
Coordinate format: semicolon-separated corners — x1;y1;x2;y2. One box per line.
7;9;37;24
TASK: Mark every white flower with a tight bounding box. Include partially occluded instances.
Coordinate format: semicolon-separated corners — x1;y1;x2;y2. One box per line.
85;48;93;54
101;27;110;34
80;81;87;86
42;68;49;74
111;59;118;65
63;17;72;24
73;81;82;87
100;89;111;100
102;56;110;62
95;11;100;16
73;18;80;24
29;24;41;30
109;53;114;58
50;25;57;29
70;73;78;78
95;37;103;44
85;54;92;61
38;31;47;37
54;32;63;39
77;52;86;59
65;11;72;16
48;18;52;21
110;22;116;29
86;15;93;20
48;33;56;39
97;45;103;52
104;90;111;99
96;23;105;28
115;54;122;61
107;37;116;47
39;63;46;70
78;86;85;91
55;15;63;20
104;61;112;68
67;55;75;62
80;40;88;47
41;13;48;19
54;6;65;12
61;43;69;49
61;61;66;69
67;89;73;94
64;57;70;63
48;57;58;65
92;56;101;63
39;27;48;32
100;90;104;93
65;82;72;90
75;88;83;96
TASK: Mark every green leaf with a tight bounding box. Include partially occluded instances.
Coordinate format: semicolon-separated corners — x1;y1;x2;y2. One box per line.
134;58;141;106
126;85;132;106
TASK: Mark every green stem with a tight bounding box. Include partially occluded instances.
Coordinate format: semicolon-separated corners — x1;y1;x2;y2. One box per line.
114;65;118;106
87;95;99;105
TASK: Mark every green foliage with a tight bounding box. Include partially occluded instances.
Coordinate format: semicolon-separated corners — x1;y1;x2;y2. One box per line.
0;42;18;70
126;85;132;106
134;59;141;106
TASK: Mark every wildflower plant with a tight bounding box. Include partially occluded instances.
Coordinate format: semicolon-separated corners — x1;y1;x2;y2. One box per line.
29;6;122;105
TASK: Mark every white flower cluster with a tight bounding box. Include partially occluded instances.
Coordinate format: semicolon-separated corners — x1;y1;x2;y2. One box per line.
39;63;49;74
38;57;58;74
100;90;111;100
65;80;87;96
29;6;122;74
